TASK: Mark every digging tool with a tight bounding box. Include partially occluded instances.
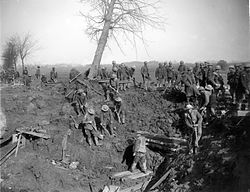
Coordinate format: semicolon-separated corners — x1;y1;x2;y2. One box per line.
65;89;75;98
114;109;121;123
108;85;119;95
15;134;22;157
70;115;78;129
69;72;82;83
100;124;111;136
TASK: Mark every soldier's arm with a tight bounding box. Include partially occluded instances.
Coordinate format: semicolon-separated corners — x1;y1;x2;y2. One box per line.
197;111;203;127
184;114;193;129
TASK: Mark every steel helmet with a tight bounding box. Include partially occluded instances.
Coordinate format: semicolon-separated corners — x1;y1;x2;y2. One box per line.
111;73;117;79
205;85;213;91
101;105;109;112
186;104;193;109
87;108;95;115
229;65;235;69
115;97;122;102
113;67;118;72
215;65;221;70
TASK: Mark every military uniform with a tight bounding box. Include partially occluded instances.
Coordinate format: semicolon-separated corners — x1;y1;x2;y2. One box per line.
193;63;203;86
100;105;114;136
130;136;147;173
35;66;40;79
141;62;150;90
178;61;186;74
185;107;203;153
114;97;126;124
240;64;250;109
23;68;29;86
82;109;102;146
227;67;236;102
50;68;57;83
155;64;164;87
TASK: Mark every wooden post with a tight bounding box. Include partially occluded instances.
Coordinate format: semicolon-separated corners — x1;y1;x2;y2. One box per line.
15;134;22;157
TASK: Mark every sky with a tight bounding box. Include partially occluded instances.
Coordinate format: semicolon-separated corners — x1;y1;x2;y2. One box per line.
0;0;250;66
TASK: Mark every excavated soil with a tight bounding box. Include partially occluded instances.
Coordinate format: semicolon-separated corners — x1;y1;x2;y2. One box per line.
1;78;250;192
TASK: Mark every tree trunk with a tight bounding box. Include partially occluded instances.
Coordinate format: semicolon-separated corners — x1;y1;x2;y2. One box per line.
88;0;116;79
21;58;24;75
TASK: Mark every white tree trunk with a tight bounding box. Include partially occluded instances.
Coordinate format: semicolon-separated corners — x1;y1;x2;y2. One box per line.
88;0;116;79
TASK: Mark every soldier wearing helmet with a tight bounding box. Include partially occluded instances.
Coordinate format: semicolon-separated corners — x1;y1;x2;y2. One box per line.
193;62;203;86
130;134;149;173
155;63;165;87
100;105;114;136
117;63;128;91
100;66;109;79
82;107;102;146
182;66;200;103
240;63;250;110
178;61;186;74
74;88;87;116
234;63;245;109
35;66;41;79
105;73;119;101
184;104;203;154
141;61;150;90
114;97;126;124
50;67;57;83
213;65;225;97
227;65;236;103
206;63;216;88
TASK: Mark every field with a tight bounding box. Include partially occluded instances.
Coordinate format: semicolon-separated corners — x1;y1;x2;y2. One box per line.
0;63;250;192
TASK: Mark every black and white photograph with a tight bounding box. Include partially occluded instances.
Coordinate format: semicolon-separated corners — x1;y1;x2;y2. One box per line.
0;0;250;191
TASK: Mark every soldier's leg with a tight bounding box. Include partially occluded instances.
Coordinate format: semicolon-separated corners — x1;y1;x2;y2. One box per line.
130;153;140;172
85;130;92;146
121;111;125;124
138;154;147;173
108;122;114;135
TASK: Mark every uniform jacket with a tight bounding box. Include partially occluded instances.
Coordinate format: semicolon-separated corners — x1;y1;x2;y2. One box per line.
185;109;203;129
241;71;250;92
155;66;165;80
83;113;96;130
133;136;147;154
182;73;199;96
178;64;186;73
100;109;113;125
227;71;236;88
109;78;119;90
141;65;150;79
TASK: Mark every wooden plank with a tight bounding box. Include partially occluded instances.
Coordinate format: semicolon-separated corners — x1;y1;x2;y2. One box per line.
120;181;150;192
149;168;172;190
124;170;152;180
16;130;50;139
112;170;140;178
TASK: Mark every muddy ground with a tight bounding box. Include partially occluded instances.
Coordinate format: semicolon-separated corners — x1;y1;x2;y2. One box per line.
0;77;250;192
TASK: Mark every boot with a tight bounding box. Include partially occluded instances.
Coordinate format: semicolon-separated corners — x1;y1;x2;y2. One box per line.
94;136;102;146
87;137;92;146
130;162;137;172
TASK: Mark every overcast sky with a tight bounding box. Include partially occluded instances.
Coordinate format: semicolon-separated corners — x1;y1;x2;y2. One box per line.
0;0;249;66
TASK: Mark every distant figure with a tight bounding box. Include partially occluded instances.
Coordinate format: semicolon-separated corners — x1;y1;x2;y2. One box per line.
240;63;250;110
178;61;186;74
227;65;236;103
35;66;41;79
100;105;114;136
41;74;47;87
155;63;164;87
22;67;29;86
141;61;150;90
50;67;58;83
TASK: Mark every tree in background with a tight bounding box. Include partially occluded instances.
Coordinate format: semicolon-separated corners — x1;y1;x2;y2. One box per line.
2;36;19;78
217;60;227;71
80;0;165;78
17;33;38;73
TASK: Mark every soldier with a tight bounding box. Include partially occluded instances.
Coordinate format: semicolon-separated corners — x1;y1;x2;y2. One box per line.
118;63;128;91
112;60;118;75
141;61;150;90
35;66;41;79
114;97;126;124
200;62;208;87
100;66;109;79
130;134;149;173
213;65;225;97
163;61;169;86
205;85;216;117
50;67;58;83
23;67;29;86
128;65;136;86
155;63;164;87
206;63;216;87
193;62;202;86
227;65;236;103
41;74;47;87
178;61;186;74
81;108;102;146
184;104;203;154
167;62;175;87
100;105;114;136
182;67;200;103
234;64;245;109
74;89;87;116
105;73;119;101
240;63;250;110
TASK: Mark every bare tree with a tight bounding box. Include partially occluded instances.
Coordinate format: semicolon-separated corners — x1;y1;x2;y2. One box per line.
80;0;165;78
2;36;19;73
17;33;38;73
